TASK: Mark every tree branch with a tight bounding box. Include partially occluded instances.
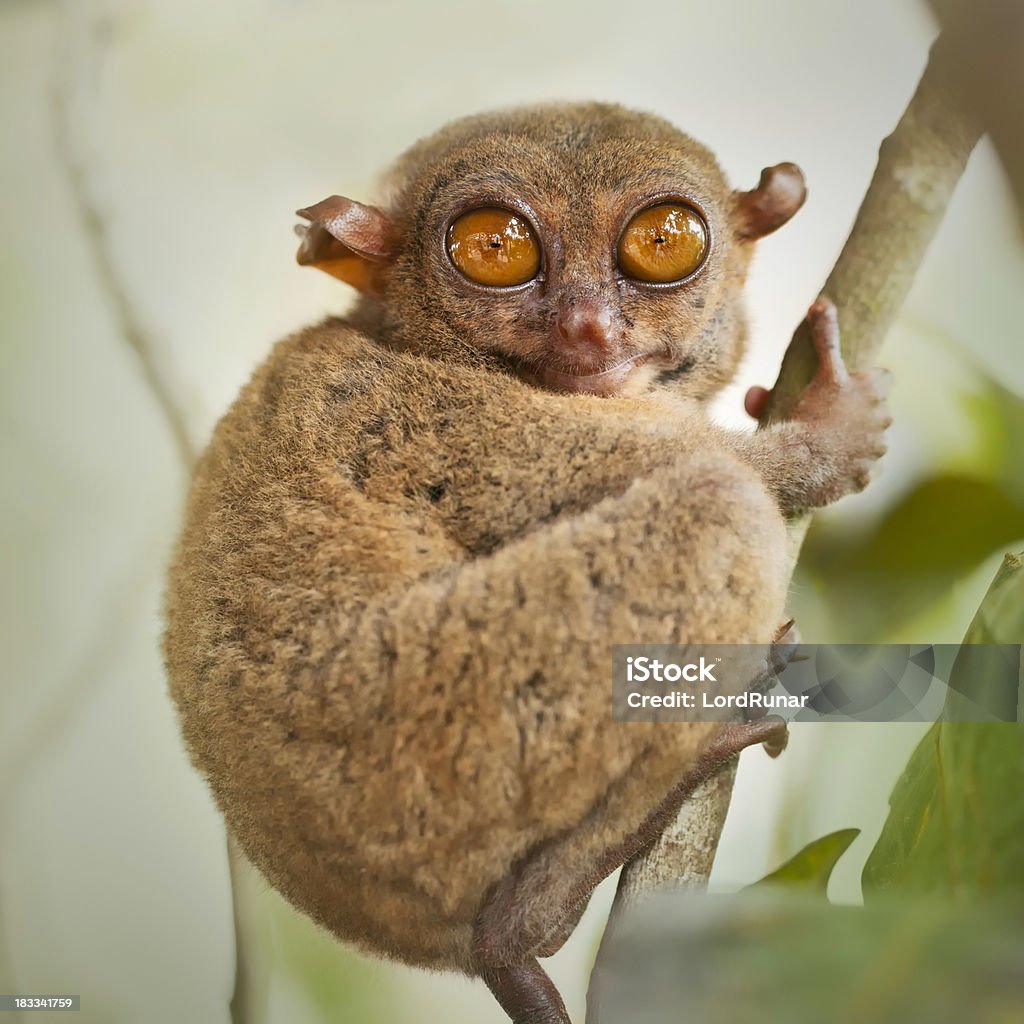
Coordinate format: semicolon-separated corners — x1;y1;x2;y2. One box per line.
588;32;983;1023
928;0;1024;233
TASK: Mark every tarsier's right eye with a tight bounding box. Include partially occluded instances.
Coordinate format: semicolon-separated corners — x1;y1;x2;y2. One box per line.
447;208;541;287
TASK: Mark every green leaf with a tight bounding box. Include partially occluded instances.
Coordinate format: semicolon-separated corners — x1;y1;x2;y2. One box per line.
750;828;860;892
963;551;1024;645
862;553;1024;899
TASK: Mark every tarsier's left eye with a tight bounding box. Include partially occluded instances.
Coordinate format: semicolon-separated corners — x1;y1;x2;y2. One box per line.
447;207;541;287
617;202;709;284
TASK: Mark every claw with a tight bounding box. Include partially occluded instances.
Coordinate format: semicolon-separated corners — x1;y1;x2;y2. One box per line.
769;619;802;675
773;617;799;645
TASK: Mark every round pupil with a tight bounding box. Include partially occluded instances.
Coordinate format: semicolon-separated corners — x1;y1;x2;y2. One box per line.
447;208;540;287
618;204;708;283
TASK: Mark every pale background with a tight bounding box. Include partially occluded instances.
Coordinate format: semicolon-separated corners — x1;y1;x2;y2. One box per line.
2;0;1022;1022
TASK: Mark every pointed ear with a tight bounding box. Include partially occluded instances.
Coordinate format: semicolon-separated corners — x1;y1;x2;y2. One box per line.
295;196;396;295
734;163;807;240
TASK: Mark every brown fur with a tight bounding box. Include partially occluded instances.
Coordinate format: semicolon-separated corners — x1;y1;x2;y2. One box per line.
163;103;887;991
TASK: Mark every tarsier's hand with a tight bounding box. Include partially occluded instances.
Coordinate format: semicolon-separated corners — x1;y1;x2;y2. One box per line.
791;297;892;500
748;297;892;510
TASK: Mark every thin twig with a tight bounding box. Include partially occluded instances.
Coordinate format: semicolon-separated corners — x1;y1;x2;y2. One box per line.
50;8;195;470
36;6;259;1022
588;32;983;1023
227;836;269;1024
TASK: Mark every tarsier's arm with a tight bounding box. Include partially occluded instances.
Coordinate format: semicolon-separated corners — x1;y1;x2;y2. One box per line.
391;299;889;559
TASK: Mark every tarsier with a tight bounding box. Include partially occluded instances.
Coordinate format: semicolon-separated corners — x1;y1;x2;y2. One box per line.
164;103;889;1024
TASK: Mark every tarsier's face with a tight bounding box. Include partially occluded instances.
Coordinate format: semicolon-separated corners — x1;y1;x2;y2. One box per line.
434;179;715;398
297;104;805;400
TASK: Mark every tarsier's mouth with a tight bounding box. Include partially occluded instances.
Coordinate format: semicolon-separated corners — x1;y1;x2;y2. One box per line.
512;355;657;397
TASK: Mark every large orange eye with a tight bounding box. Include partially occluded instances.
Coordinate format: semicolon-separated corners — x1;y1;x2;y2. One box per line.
447;208;541;287
617;203;709;284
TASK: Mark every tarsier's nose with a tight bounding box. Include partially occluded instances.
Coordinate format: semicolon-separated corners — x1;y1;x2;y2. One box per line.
555;299;618;357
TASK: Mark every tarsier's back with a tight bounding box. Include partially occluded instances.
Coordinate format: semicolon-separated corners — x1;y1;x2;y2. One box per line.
164;103;889;1022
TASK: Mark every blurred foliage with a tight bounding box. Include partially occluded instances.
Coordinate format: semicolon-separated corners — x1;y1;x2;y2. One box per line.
863;554;1024;897
961;377;1024;507
594;890;1024;1024
751;828;860;893
798;370;1024;641
264;891;397;1024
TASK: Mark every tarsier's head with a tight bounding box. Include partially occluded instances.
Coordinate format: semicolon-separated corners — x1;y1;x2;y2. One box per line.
296;102;805;399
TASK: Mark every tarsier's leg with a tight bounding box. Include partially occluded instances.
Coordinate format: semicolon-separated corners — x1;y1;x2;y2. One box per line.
621;717;790;854
745;618;802;724
474;624;799;991
472;717;788;981
533;897;591;959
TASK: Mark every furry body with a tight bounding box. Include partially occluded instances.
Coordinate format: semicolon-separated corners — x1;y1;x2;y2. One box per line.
165;322;787;967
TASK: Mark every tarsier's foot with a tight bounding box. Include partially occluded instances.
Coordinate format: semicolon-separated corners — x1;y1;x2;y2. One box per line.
740;684;790;756
709;716;789;762
747;618;801;700
756;716;789;759
791;297;892;501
